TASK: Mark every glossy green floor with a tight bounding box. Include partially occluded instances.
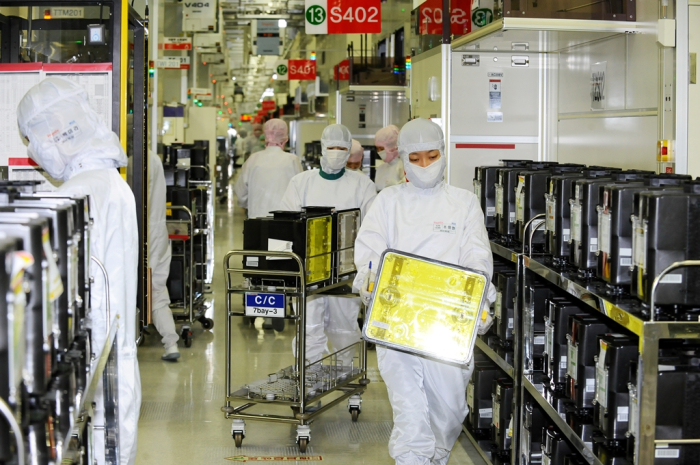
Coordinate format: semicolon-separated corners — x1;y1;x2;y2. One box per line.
135;178;487;464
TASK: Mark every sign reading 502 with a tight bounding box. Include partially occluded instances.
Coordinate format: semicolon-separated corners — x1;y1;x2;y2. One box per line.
305;0;382;35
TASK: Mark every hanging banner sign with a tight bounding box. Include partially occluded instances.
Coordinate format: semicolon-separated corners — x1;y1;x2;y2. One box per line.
419;0;472;36
274;60;317;81
334;59;350;81
305;0;382;35
261;100;276;111
159;37;193;50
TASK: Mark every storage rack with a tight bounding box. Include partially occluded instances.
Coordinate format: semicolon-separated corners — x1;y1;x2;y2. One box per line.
462;239;700;465
189;171;215;292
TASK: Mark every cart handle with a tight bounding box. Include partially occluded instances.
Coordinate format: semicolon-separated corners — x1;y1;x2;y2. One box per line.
223;250;305;279
649;259;700;322
90;256;111;336
0;398;24;465
522;213;546;256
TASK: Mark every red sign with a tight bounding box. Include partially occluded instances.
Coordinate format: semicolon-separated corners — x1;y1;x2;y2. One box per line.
328;0;382;34
261;100;276;111
288;60;317;80
419;0;471;36
159;37;192;50
334;59;350;81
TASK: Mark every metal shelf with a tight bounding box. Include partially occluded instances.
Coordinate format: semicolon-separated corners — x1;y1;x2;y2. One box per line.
523;256;646;336
451;17;639;54
522;377;603;465
60;317;119;463
475;337;515;378
490;241;519;263
462;425;494;465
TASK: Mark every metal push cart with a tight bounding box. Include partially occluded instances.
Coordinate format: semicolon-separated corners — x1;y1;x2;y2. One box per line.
221;249;370;452
189;165;216;292
166;205;214;347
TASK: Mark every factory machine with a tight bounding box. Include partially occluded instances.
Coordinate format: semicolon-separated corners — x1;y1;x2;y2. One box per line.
0;181;121;465
468;162;700;465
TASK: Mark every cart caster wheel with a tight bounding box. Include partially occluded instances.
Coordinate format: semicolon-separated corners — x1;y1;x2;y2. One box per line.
233;432;243;448
350;408;360;422
201;318;214;330
181;327;192;348
298;437;308;453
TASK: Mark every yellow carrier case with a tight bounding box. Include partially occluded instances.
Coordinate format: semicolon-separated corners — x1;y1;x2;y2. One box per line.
362;249;489;365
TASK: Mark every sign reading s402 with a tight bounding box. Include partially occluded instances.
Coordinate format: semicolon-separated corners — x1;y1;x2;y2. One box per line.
305;0;382;35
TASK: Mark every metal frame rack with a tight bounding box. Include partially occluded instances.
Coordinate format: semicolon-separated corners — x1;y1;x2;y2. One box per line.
463;236;700;465
221;250;369;453
166;205;213;347
189;170;215;292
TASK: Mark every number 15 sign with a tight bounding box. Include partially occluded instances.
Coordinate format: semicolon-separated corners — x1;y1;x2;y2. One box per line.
305;0;382;34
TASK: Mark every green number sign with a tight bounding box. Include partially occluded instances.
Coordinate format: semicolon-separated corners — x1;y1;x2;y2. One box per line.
306;5;326;25
276;64;288;75
472;8;494;28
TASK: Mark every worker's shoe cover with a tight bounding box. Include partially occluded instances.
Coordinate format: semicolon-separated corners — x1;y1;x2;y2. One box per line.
162;344;181;361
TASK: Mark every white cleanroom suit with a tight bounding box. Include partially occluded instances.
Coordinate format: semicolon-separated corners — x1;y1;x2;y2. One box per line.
147;151;180;360
280;124;376;366
353;118;495;465
373;125;405;191
234;118;302;219
17;77;141;465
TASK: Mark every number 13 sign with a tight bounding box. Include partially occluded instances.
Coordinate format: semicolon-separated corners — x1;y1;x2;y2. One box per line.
305;0;382;34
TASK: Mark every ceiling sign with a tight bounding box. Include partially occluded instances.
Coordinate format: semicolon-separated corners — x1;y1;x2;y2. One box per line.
304;0;381;34
256;19;281;55
261;100;276;111
159;37;192;50
275;60;317;81
419;0;472;36
334;59;349;81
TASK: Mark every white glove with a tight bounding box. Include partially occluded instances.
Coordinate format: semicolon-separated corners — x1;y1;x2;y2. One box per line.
360;272;376;306
477;302;494;335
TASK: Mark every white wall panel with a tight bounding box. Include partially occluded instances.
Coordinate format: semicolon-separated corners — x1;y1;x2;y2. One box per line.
557;116;657;170
449;144;538;191
411;48;443;119
451;52;540;137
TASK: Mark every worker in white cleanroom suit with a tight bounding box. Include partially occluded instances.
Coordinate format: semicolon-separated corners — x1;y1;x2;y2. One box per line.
353;118;495;465
17;77;141;465
373;125;405;191
234;118;302;330
245;123;264;159
280;124;376;367
346;139;364;172
148;150;180;361
234;118;302;219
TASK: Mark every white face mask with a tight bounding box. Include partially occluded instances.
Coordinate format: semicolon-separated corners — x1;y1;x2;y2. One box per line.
28;142;67;180
404;156;446;189
377;150;387;161
321;149;349;174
